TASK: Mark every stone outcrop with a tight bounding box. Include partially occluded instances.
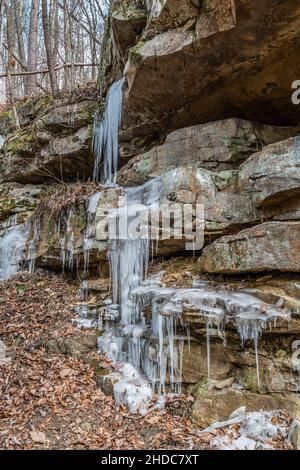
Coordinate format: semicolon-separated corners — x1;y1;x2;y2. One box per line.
199;222;300;274
111;1;148;54
118;119;300;183
0;183;42;225
0;98;97;184
191;389;300;428
238;137;300;206
1;0;300;428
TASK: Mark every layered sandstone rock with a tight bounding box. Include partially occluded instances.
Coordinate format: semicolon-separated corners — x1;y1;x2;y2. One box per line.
118;119;300;183
0;183;42;224
238;137;300;206
199;222;300;274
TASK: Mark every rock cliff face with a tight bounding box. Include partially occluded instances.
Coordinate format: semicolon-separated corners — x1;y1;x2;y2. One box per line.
1;0;300;427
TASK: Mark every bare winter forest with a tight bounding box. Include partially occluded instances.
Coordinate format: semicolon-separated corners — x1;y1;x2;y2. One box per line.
0;0;108;112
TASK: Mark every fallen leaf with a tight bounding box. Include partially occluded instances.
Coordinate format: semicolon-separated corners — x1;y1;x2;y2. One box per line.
30;431;46;444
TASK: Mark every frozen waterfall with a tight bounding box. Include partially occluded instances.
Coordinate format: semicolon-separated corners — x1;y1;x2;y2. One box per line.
93;79;125;184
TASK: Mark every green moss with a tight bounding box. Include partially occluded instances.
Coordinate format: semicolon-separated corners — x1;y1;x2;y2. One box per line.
0;197;16;215
129;38;146;64
212;171;237;190
0;110;12;120
112;0;148;21
5;127;39;155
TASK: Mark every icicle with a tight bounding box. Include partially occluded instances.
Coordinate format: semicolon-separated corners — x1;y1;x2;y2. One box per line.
28;218;41;273
254;333;261;389
81;192;101;299
93;79;125;184
206;322;211;384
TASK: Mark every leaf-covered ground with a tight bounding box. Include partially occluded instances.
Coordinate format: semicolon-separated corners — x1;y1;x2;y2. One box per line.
0;272;210;450
0;272;291;450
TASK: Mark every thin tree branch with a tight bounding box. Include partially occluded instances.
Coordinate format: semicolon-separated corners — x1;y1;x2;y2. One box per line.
0;63;98;78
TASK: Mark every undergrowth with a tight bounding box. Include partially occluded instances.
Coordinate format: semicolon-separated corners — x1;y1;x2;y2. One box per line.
33;181;103;220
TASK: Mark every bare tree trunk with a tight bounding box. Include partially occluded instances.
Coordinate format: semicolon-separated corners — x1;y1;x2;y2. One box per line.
63;0;71;89
14;0;26;66
27;0;40;96
13;0;26;95
6;2;20;128
42;0;59;96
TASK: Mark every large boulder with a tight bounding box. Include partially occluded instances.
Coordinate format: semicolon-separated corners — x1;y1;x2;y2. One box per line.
199;222;300;273
238;136;300;206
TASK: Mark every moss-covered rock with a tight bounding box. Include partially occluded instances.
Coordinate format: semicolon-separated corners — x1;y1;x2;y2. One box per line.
4;127;41;156
17;95;54;128
0;183;42;224
38;101;98;134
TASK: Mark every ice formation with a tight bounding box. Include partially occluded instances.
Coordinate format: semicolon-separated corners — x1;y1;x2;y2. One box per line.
112;363;153;415
81;192;102;298
90;85;291;412
58;208;76;272
93;79;124;183
204;407;291;450
0;220;29;280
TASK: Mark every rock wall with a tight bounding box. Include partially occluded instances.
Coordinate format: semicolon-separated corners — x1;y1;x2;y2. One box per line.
1;0;300;426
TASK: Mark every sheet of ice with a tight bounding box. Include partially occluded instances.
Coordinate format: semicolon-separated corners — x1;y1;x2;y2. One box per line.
0;223;29;280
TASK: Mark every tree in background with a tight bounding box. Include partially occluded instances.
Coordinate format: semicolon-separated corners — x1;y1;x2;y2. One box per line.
0;0;109;104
